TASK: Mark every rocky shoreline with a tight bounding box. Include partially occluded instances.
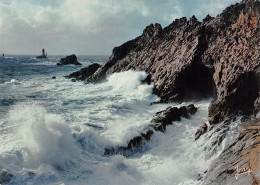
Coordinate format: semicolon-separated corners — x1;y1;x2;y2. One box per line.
67;0;259;184
104;104;197;156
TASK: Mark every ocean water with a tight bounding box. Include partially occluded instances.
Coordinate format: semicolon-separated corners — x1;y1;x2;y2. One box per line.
0;56;241;185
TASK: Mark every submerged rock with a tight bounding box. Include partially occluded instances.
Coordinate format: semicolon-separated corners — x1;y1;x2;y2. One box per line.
104;104;198;156
67;63;101;81
57;54;82;65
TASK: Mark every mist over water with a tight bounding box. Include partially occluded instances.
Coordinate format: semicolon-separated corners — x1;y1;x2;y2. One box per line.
0;56;240;184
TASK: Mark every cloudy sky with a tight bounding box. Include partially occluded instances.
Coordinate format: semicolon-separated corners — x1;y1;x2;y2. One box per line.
0;0;240;56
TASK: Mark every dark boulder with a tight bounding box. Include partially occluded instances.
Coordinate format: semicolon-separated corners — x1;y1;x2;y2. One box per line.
104;129;154;156
52;76;56;79
67;63;101;81
151;104;197;132
195;123;208;140
57;54;82;65
104;104;198;156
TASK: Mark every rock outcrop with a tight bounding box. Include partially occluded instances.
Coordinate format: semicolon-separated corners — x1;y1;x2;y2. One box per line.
66;63;101;80
86;0;259;121
57;54;82;65
104;104;197;156
195;122;208;140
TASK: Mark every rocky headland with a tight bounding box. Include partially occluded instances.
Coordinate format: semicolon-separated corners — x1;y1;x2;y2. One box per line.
69;0;259;184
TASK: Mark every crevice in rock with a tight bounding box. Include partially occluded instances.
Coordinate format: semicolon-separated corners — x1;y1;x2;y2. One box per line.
174;63;217;101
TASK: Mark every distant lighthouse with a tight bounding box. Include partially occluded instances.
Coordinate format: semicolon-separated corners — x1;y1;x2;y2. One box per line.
36;48;47;59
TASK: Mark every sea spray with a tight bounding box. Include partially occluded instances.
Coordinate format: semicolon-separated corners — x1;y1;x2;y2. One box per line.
0;56;244;184
3;103;81;169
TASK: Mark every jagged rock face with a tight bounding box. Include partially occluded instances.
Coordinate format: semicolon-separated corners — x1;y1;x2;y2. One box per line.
87;18;216;102
66;63;101;80
206;0;260;124
87;0;259;120
57;54;82;65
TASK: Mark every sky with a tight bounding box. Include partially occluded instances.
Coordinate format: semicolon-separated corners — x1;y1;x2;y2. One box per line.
0;0;241;56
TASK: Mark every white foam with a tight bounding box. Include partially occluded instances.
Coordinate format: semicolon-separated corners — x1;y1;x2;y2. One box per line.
3;79;21;85
1;103;81;170
0;64;241;185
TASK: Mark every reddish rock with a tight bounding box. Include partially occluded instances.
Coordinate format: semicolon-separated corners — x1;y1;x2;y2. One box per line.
87;19;216;102
203;119;260;185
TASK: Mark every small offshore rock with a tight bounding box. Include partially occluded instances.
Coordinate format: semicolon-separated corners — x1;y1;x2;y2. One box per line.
57;54;82;65
52;76;56;79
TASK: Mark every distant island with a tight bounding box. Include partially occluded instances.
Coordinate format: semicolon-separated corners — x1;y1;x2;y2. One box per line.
36;48;47;59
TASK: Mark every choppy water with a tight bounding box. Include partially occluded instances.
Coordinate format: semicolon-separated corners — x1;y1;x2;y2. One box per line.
0;56;240;185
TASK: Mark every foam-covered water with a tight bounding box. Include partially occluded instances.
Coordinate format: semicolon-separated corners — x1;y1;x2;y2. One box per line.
0;56;239;184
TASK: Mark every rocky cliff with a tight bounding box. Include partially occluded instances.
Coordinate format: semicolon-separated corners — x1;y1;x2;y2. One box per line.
87;0;259;122
85;0;259;184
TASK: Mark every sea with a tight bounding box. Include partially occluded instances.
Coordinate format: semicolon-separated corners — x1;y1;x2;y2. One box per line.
0;55;241;185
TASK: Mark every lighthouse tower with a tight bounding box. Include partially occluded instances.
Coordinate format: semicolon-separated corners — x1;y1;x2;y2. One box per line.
36;48;47;58
42;48;45;57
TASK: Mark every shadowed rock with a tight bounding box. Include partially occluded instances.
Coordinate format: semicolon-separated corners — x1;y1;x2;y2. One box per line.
67;63;101;81
57;54;82;65
104;104;197;156
195;122;208;140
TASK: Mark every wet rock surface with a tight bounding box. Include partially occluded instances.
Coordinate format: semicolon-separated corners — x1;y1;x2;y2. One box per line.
104;104;197;156
67;63;101;81
203;119;260;185
57;54;82;65
195;122;208;140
